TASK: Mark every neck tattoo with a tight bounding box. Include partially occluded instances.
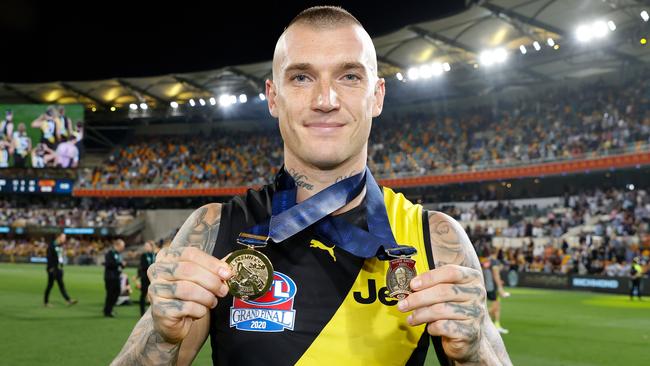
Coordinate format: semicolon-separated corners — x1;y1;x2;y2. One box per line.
335;171;358;183
288;168;314;191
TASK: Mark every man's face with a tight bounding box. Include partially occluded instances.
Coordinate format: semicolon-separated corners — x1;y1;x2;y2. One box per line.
395;267;407;287
116;240;125;252
267;24;385;170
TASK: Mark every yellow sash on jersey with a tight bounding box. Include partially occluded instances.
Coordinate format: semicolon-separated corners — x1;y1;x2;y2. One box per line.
296;187;431;366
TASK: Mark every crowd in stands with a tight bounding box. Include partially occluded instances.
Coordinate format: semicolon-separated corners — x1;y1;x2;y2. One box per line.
0;237;109;262
442;187;650;276
0;197;136;228
79;73;650;188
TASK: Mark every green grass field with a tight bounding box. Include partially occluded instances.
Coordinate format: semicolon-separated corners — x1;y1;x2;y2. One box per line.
1;263;648;365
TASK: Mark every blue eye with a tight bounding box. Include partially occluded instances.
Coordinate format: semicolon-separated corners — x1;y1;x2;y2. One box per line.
292;74;308;82
344;74;360;81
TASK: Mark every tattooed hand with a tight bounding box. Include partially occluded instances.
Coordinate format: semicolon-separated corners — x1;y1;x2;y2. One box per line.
148;246;233;344
397;265;486;362
396;211;512;365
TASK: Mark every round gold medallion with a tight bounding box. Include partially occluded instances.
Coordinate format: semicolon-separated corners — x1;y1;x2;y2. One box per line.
225;249;273;300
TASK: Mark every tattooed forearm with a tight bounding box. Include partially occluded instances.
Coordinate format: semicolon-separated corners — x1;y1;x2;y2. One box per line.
428;211;481;270
287;168;314;190
112;203;222;365
173;204;221;254
111;311;181;366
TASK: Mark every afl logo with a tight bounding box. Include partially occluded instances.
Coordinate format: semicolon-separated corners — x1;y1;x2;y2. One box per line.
230;271;298;332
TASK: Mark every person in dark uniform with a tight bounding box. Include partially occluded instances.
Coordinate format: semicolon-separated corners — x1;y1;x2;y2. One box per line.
630;257;643;300
482;248;510;334
113;6;511;366
104;239;126;317
44;233;78;307
138;240;156;315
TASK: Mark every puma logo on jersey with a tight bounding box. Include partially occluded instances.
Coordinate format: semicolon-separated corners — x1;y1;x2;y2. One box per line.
309;239;336;262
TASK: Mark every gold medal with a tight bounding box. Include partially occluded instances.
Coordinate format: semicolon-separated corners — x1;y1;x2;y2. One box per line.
226;234;274;300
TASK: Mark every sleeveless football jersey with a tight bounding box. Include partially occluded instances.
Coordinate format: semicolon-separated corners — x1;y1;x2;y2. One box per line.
210;180;451;365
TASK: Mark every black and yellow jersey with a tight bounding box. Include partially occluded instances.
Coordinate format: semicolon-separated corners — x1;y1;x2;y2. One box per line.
210;181;450;365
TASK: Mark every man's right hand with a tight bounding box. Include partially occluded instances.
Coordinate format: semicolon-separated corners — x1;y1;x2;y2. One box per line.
147;246;232;344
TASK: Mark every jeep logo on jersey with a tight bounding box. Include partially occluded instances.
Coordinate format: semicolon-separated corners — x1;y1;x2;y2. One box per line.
230;271;297;332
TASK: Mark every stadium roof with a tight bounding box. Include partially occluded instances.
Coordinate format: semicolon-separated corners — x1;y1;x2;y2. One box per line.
1;0;649;113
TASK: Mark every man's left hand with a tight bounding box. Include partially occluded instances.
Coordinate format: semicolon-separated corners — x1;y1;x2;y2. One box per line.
397;264;486;362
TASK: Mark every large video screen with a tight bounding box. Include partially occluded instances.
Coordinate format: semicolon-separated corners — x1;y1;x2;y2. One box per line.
0;104;84;169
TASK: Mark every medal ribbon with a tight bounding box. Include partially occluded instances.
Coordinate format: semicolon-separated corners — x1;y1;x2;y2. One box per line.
241;166;416;260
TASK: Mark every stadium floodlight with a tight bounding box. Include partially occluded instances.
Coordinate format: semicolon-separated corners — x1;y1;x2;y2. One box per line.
479;50;495;66
430;63;444;76
91;106;97;112
219;94;237;107
189;99;196;107
533;41;541;51
129;103;138;110
170;101;178;108
110;106;117;112
627;184;635;191
407;67;420;80
607;20;616;31
442;62;451;72
576;24;592;42
259;93;266;101
239;94;247;103
140;103;148;110
199;98;206;106
576;20;613;43
419;64;433;79
641;10;649;22
593;21;608;38
519;45;527;54
209;97;216;106
493;48;507;63
480;48;507;66
396;72;403;81
547;38;555;47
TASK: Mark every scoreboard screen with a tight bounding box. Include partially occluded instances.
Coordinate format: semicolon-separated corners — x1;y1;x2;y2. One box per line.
0;178;73;194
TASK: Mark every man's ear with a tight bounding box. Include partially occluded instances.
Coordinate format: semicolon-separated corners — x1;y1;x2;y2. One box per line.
372;77;386;118
266;79;279;118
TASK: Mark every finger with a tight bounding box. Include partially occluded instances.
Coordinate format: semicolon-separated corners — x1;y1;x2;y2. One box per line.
157;247;232;279
426;319;479;343
149;279;219;309
407;301;483;326
410;265;481;291
397;283;484;312
151;299;209;321
149;261;229;297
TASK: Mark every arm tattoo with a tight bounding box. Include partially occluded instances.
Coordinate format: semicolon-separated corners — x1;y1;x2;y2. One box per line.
428;211;512;365
428;211;481;271
172;205;221;254
287;168;314;190
111;311;181;365
112;204;222;365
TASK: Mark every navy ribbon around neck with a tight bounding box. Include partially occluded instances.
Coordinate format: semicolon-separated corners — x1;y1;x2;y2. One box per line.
238;166;416;260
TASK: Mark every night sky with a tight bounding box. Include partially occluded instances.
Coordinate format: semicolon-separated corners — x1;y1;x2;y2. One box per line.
1;0;467;83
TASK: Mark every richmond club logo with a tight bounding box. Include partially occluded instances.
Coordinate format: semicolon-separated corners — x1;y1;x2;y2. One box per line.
230;271;297;332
